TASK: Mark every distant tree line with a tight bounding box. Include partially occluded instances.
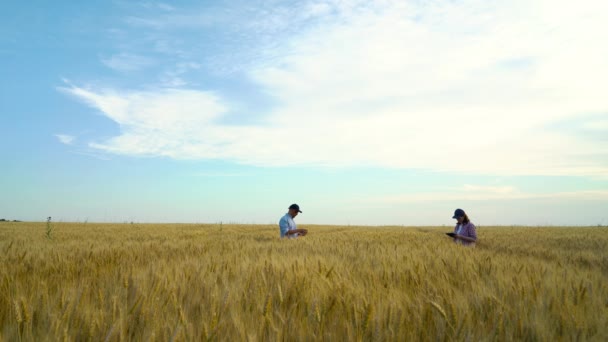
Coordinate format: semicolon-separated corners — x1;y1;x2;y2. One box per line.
0;218;22;222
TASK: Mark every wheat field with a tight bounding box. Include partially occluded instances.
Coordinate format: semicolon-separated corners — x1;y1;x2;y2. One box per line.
1;222;607;341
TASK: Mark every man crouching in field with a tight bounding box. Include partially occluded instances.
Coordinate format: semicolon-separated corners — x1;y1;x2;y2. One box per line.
279;204;308;239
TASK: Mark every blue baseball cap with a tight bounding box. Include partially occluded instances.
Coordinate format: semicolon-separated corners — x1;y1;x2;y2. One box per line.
289;204;302;213
452;208;465;219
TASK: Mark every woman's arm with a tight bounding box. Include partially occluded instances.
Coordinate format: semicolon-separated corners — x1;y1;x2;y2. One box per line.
455;234;476;242
456;223;477;242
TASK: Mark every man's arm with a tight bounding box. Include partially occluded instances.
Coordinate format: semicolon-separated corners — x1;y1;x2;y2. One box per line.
286;228;307;236
280;217;307;236
279;217;291;237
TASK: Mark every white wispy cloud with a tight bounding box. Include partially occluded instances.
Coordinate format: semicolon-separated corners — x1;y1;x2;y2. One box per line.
54;134;76;145
160;62;201;87
69;150;111;161
101;53;155;72
193;171;248;177
355;186;608;203
582;119;608;132
60;86;231;158
461;185;517;195
64;0;608;176
140;2;174;11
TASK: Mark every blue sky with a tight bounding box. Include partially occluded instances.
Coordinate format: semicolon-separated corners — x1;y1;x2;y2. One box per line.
1;0;607;226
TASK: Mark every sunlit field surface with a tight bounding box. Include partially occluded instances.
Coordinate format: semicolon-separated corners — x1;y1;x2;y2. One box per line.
1;222;607;341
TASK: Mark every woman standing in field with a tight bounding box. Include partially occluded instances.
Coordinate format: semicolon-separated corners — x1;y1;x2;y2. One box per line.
451;208;477;246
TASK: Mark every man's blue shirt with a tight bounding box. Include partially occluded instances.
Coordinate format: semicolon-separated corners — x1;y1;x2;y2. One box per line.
279;213;296;238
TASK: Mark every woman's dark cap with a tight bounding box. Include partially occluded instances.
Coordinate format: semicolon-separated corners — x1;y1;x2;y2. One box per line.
452;208;465;219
